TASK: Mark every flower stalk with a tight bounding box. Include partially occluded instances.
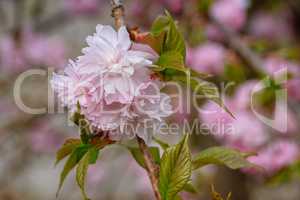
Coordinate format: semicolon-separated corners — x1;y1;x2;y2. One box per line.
110;1;162;199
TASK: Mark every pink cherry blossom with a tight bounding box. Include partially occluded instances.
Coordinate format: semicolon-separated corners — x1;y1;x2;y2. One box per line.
187;42;225;75
64;0;101;15
210;0;247;31
51;25;172;141
199;100;268;151
233;80;260;109
247;140;299;175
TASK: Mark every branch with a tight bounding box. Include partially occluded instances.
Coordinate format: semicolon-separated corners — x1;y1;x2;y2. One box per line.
35;10;70;32
109;1;161;199
210;15;265;74
111;0;125;29
211;15;300;121
137;136;162;200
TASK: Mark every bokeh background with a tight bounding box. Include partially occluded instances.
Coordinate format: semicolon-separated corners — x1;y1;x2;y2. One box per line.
1;0;300;199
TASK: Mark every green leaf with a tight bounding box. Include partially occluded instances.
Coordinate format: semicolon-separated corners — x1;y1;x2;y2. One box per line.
198;0;214;13
154;137;170;150
172;75;234;118
56;145;89;197
151;15;170;36
76;147;98;200
159;134;192;200
151;10;186;58
268;160;300;185
192;147;256;170
183;182;197;194
55;138;81;165
156;51;187;73
89;147;100;164
127;146;161;168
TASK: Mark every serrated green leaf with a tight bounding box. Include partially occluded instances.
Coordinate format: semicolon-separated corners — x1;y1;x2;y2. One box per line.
156;51;187;73
56;145;89;197
159;134;192;200
55;138;81;165
127;146;161;168
192;147;256;170
76;148;97;200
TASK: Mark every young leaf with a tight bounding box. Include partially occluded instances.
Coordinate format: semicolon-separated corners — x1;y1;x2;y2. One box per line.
127;146;161;168
156;51;187;73
76;147;99;200
183;182;197;194
151;10;186;58
192;147;256;170
164;12;186;58
154;137;170;150
55;138;81;165
56;145;89;197
159;134;192;200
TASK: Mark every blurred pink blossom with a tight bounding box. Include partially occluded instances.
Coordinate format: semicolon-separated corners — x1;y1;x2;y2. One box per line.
28;121;64;153
248;140;299;175
200;99;268;151
161;0;183;14
0;28;67;74
287;78;300;101
64;0;101;15
249;12;294;41
233;80;260;109
187;42;225;74
263;56;300;77
210;0;247;31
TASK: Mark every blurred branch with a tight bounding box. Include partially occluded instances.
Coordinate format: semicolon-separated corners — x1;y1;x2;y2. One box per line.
210;15;264;74
210;15;300;121
35;10;70;32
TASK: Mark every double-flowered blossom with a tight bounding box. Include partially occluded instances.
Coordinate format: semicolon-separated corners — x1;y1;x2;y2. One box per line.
51;25;172;141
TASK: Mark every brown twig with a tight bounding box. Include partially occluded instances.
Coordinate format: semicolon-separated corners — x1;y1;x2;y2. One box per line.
137;136;162;200
110;1;161;199
111;0;125;29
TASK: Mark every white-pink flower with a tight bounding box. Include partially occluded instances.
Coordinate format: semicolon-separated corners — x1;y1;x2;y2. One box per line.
51;25;172;141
